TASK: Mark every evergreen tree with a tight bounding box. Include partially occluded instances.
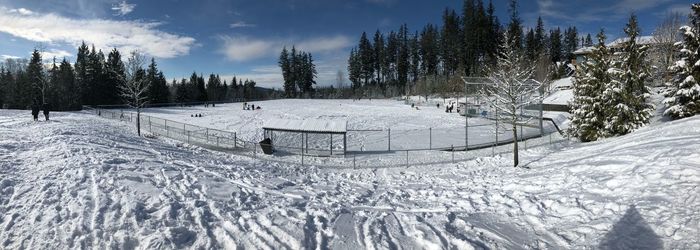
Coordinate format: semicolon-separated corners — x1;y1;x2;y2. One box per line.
525;28;537;61
146;58;169;104
358;32;374;86
27;49;44;105
279;47;295;97
584;34;593;47
564;26;579;61
441;7;460;76
75;42;89;105
549;28;563;63
534;16;546;53
105;48;125;105
420;24;440;76
664;3;700;119
373;30;385;86
57;59;78;110
348;48;362;92
603;14;653;136
0;67;6;107
506;0;523;50
569;30;610;142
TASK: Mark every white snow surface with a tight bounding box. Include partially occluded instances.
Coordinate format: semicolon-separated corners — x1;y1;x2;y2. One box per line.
1;109;699;249
543;89;573;106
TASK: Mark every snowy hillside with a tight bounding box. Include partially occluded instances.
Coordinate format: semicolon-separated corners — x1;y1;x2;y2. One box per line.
0;110;698;249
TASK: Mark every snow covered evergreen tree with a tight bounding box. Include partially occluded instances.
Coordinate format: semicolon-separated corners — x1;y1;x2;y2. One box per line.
569;30;610;142
664;3;700;119
602;14;653;136
480;32;542;167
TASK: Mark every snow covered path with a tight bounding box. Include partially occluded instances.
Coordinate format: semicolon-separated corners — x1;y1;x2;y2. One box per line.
0;110;698;249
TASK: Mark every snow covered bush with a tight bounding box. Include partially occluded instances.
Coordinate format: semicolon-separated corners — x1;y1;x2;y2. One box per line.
664;3;700;119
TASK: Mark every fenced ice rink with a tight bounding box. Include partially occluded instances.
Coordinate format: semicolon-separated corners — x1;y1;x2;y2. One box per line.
85;100;569;168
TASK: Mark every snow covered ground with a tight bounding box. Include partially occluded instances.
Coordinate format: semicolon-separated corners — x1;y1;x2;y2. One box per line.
140;99;560;152
1;109;698;249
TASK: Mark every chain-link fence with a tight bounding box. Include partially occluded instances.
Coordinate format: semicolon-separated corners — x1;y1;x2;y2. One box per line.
84;106;570;169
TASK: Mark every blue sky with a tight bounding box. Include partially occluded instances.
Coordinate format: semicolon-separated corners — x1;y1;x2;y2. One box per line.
0;0;692;89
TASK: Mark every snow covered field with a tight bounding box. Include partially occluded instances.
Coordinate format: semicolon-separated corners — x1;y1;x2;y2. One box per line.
141;99;560;152
1;109;698;249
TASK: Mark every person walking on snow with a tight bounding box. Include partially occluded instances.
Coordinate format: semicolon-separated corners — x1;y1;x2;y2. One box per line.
31;103;40;121
42;103;50;121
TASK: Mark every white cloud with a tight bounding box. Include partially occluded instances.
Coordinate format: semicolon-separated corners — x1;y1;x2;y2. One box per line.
537;0;675;22
38;49;72;60
1;55;22;60
218;36;277;62
112;1;136;16
218;35;352;62
0;8;195;58
230;21;256;28
8;8;33;16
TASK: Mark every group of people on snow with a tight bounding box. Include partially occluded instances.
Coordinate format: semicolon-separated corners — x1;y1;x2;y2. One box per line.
243;102;261;110
445;102;456;113
31;101;50;121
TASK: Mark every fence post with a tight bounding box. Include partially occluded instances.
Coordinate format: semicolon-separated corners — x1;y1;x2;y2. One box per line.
353;154;356;169
216;136;219;147
405;150;409;167
388;128;391;152
187;131;190;144
148;116;152;132
234;132;237;148
452;145;455;163
429;127;432;150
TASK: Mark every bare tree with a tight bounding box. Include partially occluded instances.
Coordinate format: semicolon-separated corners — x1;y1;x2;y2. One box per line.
118;51;150;136
653;12;685;80
479;33;543;167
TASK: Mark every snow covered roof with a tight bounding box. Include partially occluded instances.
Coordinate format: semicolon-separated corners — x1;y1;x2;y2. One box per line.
551;77;573;89
574;36;659;55
543;89;573;105
262;118;347;133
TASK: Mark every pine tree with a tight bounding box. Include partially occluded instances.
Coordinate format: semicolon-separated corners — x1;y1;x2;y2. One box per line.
584;34;593;47
57;58;77;110
75;42;89;105
664;3;700;119
358;32;374;87
525;28;537;61
105;48;125;105
420;24;440;76
569;30;610;142
549;28;563;63
506;0;523;51
438;7;458;76
603;14;653;136
27;49;45;105
534;17;546;53
373;30;385;86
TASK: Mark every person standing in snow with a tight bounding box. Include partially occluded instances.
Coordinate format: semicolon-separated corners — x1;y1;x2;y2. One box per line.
42;103;50;121
31;103;40;121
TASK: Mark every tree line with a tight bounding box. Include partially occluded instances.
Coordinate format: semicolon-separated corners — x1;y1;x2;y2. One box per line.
346;0;588;98
0;43;277;110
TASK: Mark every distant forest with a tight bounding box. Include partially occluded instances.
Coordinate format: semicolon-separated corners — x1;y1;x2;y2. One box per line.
0;43;281;111
346;0;588;98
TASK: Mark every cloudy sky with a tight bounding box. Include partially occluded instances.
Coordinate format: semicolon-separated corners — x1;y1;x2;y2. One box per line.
0;0;692;89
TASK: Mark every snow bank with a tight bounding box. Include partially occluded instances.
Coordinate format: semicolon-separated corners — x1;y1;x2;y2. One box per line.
0;110;698;249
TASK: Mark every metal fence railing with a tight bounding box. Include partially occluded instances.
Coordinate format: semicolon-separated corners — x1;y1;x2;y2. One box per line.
84;106;571;169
